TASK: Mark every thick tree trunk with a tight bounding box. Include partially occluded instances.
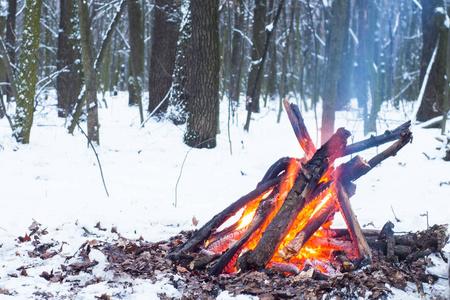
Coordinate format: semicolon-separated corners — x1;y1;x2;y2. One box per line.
416;0;448;122
77;0;99;144
169;6;190;125
321;0;349;144
148;0;181;115
12;0;42;144
57;0;82;118
127;0;145;123
245;0;266;113
184;0;220;149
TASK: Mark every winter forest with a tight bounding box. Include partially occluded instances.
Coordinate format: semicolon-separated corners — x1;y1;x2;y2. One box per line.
0;0;450;299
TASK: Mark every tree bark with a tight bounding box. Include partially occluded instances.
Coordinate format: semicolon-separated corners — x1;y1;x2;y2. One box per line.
127;0;145;123
77;0;99;144
148;0;181;115
228;0;245;104
5;0;16;103
57;0;82;118
245;0;266;113
184;0;220;149
321;0;349;144
416;0;448;122
169;5;190;125
12;0;42;144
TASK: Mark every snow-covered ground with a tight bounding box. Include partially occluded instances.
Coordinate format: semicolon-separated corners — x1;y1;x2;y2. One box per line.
0;92;449;299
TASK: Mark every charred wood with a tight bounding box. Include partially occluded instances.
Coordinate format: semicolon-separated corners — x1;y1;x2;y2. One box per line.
210;190;278;275
283;99;316;158
238;128;351;271
342;120;411;156
166;177;281;260
335;182;372;262
258;157;301;186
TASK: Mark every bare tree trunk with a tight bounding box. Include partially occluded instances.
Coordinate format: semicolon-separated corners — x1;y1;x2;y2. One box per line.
229;0;245;104
5;0;16;103
245;0;266;113
321;0;349;144
169;4;190;125
184;0;220;149
148;0;181;115
57;0;82;118
77;0;99;144
12;0;42;144
127;0;145;123
416;0;448;122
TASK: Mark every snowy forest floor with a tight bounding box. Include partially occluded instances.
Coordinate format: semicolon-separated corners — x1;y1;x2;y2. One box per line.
0;92;449;299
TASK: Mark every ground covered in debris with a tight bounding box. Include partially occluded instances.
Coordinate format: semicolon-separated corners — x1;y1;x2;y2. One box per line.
2;220;448;299
1;93;450;299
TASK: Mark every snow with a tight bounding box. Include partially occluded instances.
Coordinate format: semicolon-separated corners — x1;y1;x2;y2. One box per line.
0;92;449;299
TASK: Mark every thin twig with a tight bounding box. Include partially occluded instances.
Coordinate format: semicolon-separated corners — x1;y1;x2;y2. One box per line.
174;138;216;207
33;52;110;198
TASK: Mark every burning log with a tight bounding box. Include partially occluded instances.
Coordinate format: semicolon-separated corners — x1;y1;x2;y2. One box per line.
335;182;372;263
209;190;278;275
237;128;351;271
167;177;281;260
168;100;414;277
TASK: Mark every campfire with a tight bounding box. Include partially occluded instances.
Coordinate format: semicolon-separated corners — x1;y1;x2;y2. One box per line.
168;100;413;276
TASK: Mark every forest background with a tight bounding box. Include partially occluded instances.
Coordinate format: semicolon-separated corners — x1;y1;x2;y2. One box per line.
0;0;449;153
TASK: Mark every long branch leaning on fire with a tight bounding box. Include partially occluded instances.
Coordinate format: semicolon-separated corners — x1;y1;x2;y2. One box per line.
167;101;412;274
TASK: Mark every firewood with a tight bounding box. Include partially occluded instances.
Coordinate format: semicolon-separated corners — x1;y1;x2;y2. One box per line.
320;228;381;238
166;177;281;260
342;120;411;156
238;128;351;272
283;99;316;158
283;100;411;158
258;157;302;186
210;191;278;275
189;253;220;270
278;189;338;261
278;134;412;263
335;182;372;263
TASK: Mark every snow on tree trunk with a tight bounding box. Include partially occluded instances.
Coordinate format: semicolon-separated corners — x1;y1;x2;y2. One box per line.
12;0;43;144
416;0;448;122
184;0;220;149
57;0;82;118
127;0;145;117
148;0;181;116
77;0;99;145
321;0;349;144
245;0;266;113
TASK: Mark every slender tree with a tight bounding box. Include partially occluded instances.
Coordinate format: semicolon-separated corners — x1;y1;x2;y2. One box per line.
57;0;82;118
148;0;181;115
228;0;245;104
12;0;43;144
245;0;266;113
5;0;16;103
169;4;190;125
77;0;99;144
321;0;349;144
127;0;145;123
184;0;220;148
416;0;448;122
